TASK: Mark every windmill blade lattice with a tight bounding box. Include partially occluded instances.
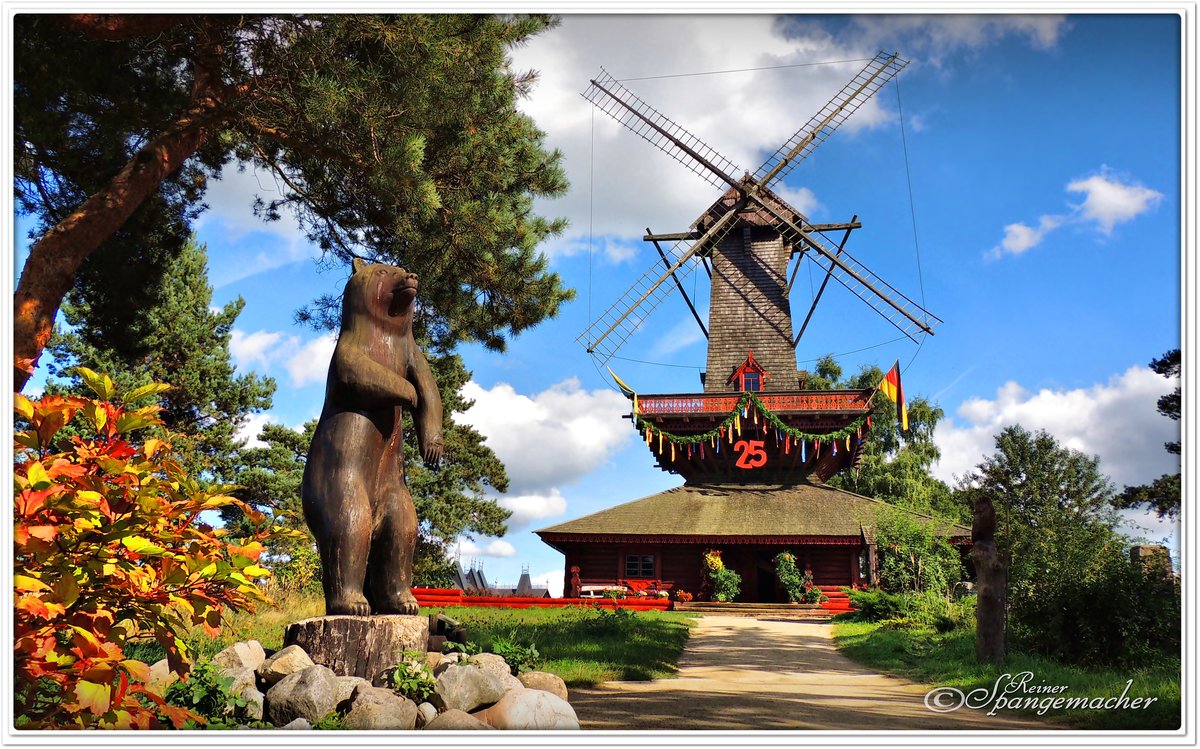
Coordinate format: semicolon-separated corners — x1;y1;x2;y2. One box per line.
754;52;908;188
583;68;744;189
756;200;941;340
575;213;743;364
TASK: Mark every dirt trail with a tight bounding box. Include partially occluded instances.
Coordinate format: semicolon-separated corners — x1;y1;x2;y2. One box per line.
571;615;1054;730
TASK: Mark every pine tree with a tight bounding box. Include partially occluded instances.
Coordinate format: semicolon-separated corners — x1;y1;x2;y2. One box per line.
45;238;275;481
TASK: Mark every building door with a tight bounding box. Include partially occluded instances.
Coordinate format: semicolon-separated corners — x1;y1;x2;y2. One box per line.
753;550;785;603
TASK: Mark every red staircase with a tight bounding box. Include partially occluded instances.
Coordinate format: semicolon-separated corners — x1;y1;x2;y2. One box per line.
818;586;855;615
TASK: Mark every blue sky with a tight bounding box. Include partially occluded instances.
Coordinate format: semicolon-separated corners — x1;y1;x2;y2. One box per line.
21;14;1186;594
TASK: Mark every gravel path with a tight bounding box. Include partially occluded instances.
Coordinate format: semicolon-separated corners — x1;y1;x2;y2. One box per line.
570;615;1054;730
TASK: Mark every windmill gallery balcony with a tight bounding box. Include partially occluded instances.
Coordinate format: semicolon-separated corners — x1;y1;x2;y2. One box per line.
628;387;876;484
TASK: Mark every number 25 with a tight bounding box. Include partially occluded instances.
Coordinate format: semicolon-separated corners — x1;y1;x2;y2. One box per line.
734;439;767;469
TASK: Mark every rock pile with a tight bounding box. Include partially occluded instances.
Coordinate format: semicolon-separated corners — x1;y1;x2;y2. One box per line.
153;635;579;731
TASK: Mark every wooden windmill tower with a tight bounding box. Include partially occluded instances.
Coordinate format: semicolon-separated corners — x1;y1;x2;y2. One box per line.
578;52;941;484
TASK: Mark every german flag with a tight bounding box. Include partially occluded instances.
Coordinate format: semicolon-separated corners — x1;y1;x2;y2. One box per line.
878;360;908;432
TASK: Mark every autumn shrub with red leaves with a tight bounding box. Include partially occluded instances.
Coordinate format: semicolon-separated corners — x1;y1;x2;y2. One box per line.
13;368;285;729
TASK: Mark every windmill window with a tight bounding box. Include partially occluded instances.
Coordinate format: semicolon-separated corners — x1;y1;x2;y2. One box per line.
729;351;768;392
624;554;655;578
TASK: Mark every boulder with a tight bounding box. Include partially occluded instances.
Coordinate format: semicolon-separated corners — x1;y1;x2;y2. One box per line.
425;651;449;673
265;664;337;726
499;672;524;693
415;702;437;728
259;644;315;687
422;709;494;730
334;675;372;707
242;688;264;721
465;652;512;681
518;671;569;702
220;665;258;698
212;640;266;672
146;658;178;697
432;664;507;713
342;684;418;730
280;717;311;730
433;653;458;676
474;689;580;730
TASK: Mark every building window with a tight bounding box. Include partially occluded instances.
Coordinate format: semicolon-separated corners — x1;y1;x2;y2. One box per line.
624;554;655;578
729;350;768;392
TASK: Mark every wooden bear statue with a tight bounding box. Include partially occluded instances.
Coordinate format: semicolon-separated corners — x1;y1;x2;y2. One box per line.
301;259;443;616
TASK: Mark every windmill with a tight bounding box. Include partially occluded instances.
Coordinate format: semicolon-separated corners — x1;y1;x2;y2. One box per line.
577;51;941;394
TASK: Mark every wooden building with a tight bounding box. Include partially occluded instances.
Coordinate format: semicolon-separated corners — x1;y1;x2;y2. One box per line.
539;483;968;602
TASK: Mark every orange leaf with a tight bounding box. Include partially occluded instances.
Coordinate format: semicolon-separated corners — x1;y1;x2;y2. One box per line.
16;594;64;619
120;659;151;683
47;458;87;480
82;663;116;684
27;525;58;542
15;489;52;518
73;679;112;716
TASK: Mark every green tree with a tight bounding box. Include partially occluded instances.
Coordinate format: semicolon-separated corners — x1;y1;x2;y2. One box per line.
872;505;962;594
14;14;571;390
1113;348;1181;518
824;360;960;520
802;354;843;390
955;426;1119;649
44;239;274;482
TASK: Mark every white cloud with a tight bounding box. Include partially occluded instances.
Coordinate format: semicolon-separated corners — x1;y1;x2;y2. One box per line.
510;18;909;261
284;334;337;387
988;168;1162;258
458;378;633;495
1067;169;1164;234
933;365;1180;489
229;328;337;387
532;569;565;599
650;317;707;359
844;15;1068;61
196;162;305;242
456;538;517;559
230;329;284;371
987;214;1066;259
497;489;569;530
234;412;275;448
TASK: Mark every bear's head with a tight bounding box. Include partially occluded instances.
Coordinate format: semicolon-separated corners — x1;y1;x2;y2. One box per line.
341;258;419;332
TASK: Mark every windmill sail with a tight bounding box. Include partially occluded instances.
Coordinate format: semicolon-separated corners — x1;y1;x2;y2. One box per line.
576;206;744;363
755;200;941;339
577;51;936;364
583;68;743;189
754;52;908;188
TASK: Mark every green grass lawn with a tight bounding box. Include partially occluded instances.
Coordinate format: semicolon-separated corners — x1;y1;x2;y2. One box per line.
432;605;698;686
833;619;1180;730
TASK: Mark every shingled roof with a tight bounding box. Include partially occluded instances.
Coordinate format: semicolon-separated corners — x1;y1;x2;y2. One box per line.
535;482;970;548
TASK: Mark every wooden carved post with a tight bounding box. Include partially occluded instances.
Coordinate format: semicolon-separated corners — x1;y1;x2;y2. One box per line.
971;490;1008;663
568;565;582;598
865;542;878;587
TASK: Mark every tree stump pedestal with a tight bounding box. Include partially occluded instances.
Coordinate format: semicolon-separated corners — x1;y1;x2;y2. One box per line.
283;615;429;687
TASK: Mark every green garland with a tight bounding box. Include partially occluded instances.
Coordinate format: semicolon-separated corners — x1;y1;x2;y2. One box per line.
634;390;869;447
